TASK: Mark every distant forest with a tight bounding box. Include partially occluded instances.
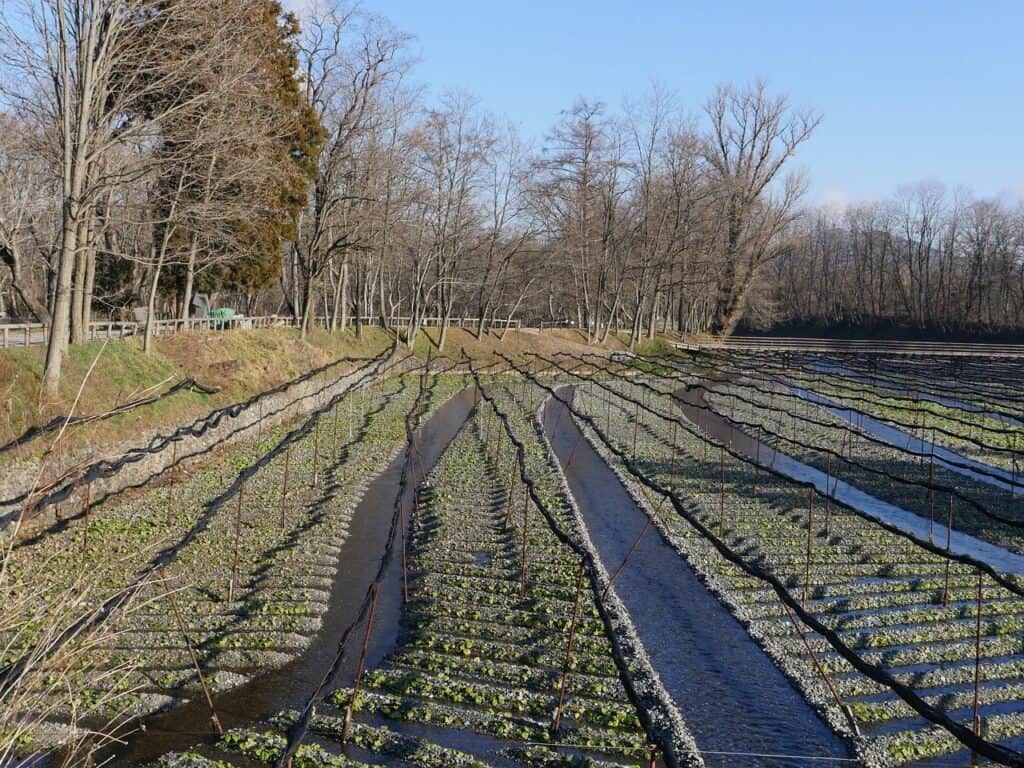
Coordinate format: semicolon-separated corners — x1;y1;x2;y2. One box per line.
762;184;1024;339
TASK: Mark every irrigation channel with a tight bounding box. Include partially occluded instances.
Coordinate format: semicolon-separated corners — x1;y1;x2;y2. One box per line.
101;385;478;767
15;347;1024;768
542;387;853;767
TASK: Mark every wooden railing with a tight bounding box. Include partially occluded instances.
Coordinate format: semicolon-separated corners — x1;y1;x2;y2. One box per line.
0;314;522;349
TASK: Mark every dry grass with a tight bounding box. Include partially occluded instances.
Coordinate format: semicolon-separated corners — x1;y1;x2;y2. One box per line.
0;326;393;463
0;325;616;465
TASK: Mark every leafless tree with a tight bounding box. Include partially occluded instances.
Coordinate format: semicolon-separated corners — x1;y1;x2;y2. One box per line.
702;81;820;335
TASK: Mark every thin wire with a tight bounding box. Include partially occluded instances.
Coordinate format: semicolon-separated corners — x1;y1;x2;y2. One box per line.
522;742;860;763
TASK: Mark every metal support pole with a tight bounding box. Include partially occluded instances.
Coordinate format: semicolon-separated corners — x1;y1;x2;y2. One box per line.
400;500;409;604
257;399;264;445
519;486;530;599
928;455;935;544
780;597;860;737
160;566;223;736
943;494;953;606
342;584;380;742
504;455;516;531
973;569;984;740
280;443;291;528
551;561;586;734
718;443;725;537
633;398;640;460
167;441;177;527
824;454;832;536
312;420;320;489
229;478;245;602
804;485;815;602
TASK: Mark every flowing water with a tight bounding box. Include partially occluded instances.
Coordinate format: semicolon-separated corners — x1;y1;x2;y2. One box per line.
102;386;477;767
543;388;853;768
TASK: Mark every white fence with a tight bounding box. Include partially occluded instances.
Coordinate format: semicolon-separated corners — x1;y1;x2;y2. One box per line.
0;314;522;350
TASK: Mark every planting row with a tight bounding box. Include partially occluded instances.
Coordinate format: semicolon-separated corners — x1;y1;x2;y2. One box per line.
160;395;659;768
572;377;1024;766
688;372;1024;555
1;367;463;752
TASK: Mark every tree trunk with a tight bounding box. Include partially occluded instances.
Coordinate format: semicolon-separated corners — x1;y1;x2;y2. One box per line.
300;277;315;339
82;249;95;337
70;215;90;345
143;249;164;354
0;242;51;323
340;260;350;330
42;207;80;399
180;236;198;323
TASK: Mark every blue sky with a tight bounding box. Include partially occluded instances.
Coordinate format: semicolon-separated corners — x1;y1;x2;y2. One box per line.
295;0;1023;205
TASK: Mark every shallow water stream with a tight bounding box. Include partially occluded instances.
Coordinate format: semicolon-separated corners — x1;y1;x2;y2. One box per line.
103;386;476;766
543;388;853;768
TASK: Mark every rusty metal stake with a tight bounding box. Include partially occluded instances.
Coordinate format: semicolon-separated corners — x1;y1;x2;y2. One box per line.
633;398;640;460
669;399;678;479
280;443;291;528
804;485;815;602
160;565;223;735
718;443;725;537
943;493;954;606
780;597;860;737
400;500;409;604
81;482;92;569
167;441;178;526
333;402;340;458
702;408;708;461
602;497;668;600
824;454;832;537
229;478;245;602
504;455;517;531
342;583;380;742
973;569;984;739
648;745;658;768
520;485;530;600
928;454;935;544
551;560;587;734
494;424;504;466
312;420;320;489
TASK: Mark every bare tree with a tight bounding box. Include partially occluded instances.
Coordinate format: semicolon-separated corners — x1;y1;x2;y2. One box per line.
0;114;53;323
1;0;247;395
702;81;820;335
289;3;408;338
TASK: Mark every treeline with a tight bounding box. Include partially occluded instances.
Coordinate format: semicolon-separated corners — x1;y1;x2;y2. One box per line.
6;2;1020;395
768;184;1024;335
0;0;828;394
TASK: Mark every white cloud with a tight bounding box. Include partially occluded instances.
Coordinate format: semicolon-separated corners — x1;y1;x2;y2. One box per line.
814;186;854;213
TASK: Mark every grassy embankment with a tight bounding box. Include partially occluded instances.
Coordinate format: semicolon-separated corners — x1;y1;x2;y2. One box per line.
0;325;620;461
